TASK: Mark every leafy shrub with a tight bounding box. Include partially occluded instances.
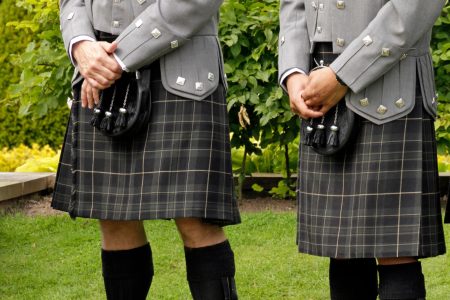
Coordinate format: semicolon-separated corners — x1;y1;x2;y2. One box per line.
0;104;69;149
0;0;69;149
6;0;72;118
0;144;59;172
15;153;60;172
219;0;299;198
0;0;31;99
432;4;450;153
438;155;450;172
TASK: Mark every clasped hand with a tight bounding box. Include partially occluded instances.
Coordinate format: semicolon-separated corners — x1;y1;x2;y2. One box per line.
72;41;123;109
286;67;348;119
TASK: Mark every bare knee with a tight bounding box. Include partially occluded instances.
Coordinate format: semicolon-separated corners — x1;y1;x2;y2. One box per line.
175;218;226;248
99;220;147;250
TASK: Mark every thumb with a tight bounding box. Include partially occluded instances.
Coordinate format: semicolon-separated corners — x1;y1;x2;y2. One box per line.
99;41;118;54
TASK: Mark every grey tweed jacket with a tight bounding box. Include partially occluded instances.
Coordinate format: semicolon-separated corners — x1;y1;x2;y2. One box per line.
279;0;446;124
60;0;226;101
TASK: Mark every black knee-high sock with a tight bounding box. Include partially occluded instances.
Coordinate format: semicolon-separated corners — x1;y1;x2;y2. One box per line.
329;258;378;300
184;240;238;300
378;262;426;300
101;243;154;300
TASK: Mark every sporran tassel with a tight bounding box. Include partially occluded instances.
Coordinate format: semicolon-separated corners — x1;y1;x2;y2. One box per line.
304;125;315;146
100;111;114;132
90;108;103;127
313;124;326;146
115;108;128;129
327;125;339;147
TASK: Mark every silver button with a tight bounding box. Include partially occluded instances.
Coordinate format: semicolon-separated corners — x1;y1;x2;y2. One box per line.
336;0;345;9
377;105;387;115
362;35;373;46
170;40;179;48
280;36;285;45
400;53;408;61
395;98;405;108
336;38;345;47
381;48;390;57
135;19;143;28
319;3;324;10
208;73;215;81
151;28;161;39
359;98;369;107
195;82;204;91
311;1;317;9
317;26;322;34
112;21;120;28
137;0;146;4
176;77;186;86
67;12;74;20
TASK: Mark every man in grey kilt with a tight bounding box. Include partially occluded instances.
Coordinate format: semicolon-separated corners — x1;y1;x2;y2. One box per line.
52;0;240;299
279;0;446;299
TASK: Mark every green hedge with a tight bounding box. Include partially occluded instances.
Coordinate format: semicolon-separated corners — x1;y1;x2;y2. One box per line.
0;105;68;149
432;4;450;154
0;0;31;99
0;0;69;148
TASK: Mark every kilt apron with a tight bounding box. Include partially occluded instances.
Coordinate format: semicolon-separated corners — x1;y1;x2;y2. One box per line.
52;63;241;225
296;46;445;259
297;93;445;258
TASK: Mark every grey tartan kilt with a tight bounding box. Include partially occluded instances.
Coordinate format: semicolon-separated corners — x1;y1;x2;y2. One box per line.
52;65;241;225
297;91;446;258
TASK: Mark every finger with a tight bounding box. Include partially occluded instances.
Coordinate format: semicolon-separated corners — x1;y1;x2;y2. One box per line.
289;99;300;116
319;104;333;115
86;48;122;76
295;92;323;119
87;77;109;91
86;83;95;109
86;62;120;84
99;41;118;54
102;54;123;74
92;88;100;106
81;81;88;108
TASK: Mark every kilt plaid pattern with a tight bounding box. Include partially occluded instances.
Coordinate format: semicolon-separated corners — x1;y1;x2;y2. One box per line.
296;44;445;258
52;63;241;225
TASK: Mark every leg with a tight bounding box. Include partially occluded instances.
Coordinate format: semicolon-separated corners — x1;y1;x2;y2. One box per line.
329;258;378;300
377;257;426;300
175;218;238;300
99;220;154;300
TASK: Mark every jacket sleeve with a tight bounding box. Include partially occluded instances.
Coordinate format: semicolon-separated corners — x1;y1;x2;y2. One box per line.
278;0;311;85
59;0;96;56
329;0;445;94
113;0;223;72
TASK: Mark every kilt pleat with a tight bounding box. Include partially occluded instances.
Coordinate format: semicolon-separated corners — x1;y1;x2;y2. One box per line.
297;93;445;258
52;66;241;225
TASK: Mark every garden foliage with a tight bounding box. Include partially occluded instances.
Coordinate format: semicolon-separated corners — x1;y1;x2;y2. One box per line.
0;0;69;148
0;144;59;172
432;4;450;154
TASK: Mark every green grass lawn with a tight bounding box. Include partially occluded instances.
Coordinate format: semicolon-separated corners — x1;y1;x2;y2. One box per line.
1;212;449;299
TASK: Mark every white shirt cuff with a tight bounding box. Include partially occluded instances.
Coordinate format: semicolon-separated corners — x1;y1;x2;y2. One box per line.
69;36;96;66
113;53;130;72
280;68;307;93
